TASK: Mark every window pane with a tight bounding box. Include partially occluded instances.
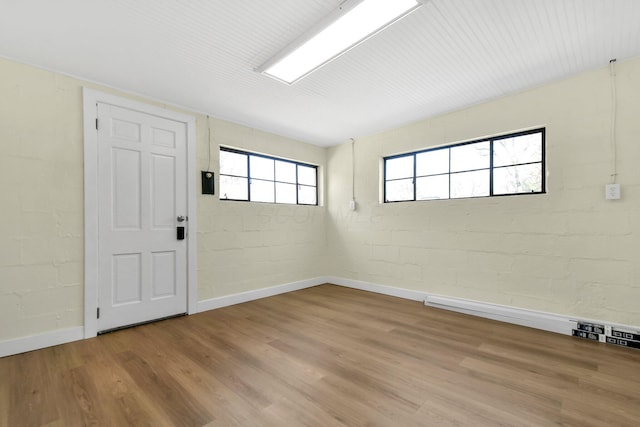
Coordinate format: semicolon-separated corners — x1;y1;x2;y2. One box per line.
450;170;489;198
450;141;490;172
416;175;449;200
298;165;317;186
250;179;274;203
385;178;414;202
275;160;296;183
220;150;247;176
494;133;542;167
386;155;414;180
219;175;248;200
220;148;318;206
250;156;274;180
298;185;317;205
494;163;542;194
276;182;297;204
416;149;449;176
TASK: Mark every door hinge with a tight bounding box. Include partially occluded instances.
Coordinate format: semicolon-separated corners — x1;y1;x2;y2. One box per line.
95;118;99;130
97;307;100;319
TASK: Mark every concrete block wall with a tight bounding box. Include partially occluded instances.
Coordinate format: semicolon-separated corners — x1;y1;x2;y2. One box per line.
326;57;640;326
0;57;327;343
2;53;639;346
0;61;85;340
196;117;328;300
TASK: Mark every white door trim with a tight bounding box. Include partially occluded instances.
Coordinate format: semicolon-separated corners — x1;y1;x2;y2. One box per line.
82;88;198;338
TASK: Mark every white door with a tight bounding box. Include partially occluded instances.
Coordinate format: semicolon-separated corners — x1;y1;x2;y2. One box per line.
97;103;188;332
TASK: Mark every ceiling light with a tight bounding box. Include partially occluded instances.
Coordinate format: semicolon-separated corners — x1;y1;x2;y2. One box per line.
257;0;424;84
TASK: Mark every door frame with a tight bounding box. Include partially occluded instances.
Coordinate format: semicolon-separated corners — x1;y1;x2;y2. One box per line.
82;88;198;338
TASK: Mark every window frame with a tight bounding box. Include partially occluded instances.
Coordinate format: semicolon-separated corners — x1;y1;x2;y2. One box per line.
383;128;545;203
219;146;318;206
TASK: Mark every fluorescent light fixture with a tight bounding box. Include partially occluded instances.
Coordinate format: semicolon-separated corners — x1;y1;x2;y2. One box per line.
258;0;424;84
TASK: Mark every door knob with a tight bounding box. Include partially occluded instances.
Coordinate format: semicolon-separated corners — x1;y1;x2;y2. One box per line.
177;216;185;222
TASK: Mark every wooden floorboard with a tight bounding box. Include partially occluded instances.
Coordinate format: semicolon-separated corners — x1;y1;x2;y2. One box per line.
2;284;640;426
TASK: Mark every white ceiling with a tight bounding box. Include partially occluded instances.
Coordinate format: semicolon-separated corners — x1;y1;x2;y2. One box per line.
1;0;639;146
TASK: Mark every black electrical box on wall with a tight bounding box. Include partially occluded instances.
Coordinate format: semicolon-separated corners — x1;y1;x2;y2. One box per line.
201;171;215;195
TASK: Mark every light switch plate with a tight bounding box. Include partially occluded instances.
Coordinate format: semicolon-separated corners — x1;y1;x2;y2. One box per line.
605;183;620;200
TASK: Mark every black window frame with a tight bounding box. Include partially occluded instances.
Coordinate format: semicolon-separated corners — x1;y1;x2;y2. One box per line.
219;147;318;206
384;128;545;203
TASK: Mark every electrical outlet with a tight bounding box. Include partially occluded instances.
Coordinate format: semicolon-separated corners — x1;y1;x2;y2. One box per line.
605;183;621;200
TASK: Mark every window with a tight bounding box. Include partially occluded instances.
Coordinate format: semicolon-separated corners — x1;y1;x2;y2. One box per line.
384;128;545;202
219;147;318;205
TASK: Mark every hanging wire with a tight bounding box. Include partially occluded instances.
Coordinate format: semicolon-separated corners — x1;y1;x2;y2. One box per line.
351;138;356;201
609;59;617;184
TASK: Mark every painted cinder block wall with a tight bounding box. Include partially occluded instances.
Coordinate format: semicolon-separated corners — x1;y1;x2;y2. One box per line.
0;57;327;343
195;117;327;300
2;53;639;346
0;60;84;341
326;57;640;326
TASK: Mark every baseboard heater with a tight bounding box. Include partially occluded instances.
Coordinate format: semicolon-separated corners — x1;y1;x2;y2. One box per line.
425;294;640;350
423;295;574;335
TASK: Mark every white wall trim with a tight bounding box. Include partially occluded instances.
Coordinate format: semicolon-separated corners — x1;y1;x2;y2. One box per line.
329;277;572;333
184;107;198;315
82;88;198;338
326;276;428;301
82;88;99;339
329;277;640;336
424;293;640;335
6;275;639;358
196;277;329;313
0;327;84;358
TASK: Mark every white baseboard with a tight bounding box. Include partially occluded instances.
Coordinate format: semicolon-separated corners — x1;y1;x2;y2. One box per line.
327;278;570;334
4;278;637;358
328;278;640;337
196;276;329;313
0;327;84;358
424;294;640;336
327;276;428;302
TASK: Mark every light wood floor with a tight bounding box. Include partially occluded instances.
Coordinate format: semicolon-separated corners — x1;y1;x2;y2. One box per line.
1;284;639;427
